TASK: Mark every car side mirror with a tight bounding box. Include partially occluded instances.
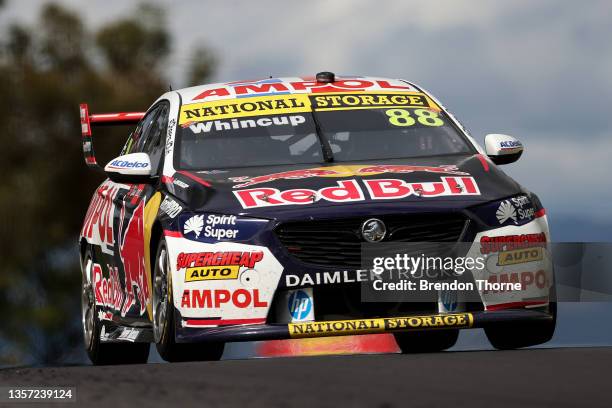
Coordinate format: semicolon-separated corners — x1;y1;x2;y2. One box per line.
104;152;154;183
484;134;524;165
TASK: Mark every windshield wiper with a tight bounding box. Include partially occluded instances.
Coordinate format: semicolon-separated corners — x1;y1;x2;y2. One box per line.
310;109;334;162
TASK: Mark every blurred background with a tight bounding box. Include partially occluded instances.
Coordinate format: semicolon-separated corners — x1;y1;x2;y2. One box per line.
0;0;610;367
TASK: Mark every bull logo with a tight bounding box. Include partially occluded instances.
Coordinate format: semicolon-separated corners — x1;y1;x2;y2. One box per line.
118;200;150;317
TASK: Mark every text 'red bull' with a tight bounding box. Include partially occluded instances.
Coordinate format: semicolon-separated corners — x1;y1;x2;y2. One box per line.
233;177;480;209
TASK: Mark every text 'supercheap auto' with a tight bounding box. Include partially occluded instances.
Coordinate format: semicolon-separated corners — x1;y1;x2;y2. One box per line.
78;73;555;364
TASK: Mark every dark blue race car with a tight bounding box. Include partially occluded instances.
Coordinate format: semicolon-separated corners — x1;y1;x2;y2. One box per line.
78;73;555;364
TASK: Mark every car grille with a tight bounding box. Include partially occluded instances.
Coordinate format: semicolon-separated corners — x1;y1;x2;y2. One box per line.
274;214;468;268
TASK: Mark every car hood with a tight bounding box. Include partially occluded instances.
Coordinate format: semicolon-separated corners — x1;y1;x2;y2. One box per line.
170;154;522;220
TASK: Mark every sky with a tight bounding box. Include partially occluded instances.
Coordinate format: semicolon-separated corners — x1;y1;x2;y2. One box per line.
2;0;611;234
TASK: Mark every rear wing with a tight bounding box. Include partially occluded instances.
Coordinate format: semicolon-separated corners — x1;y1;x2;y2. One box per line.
79;103;145;169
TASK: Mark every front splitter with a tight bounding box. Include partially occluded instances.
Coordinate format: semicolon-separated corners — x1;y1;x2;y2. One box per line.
176;309;553;343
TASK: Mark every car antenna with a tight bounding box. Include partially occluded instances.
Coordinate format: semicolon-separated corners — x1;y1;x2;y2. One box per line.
312;72;335;162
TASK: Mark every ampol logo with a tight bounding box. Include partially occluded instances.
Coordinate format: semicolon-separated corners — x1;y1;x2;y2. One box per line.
288;289;313;322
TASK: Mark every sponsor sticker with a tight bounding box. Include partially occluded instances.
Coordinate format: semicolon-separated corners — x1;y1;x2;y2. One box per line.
191;78;414;101
165;118;176;154
177;250;263;283
499;140;522;150
285;270;378;288
184;215;205;238
181;289;268;308
107;160;149;169
185;265;240;282
181;213;267;243
288;313;473;338
497;247;544;266
288;288;314;322
311;92;437;111
496;196;536;225
160;196;182;218
230;164;468;188
484;270;549;294
480;232;547;255
177;250;263;269
180;91;438;128
197;169;229;174
179;94;310;125
234;177;480;209
187;114;307;134
117;327;141;342
173;179;190;189
439;290;458;312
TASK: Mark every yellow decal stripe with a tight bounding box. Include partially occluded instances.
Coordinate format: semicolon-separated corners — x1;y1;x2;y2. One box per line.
311;92;439;111
143;192;162;321
185;265;240;282
498;247;544;266
179;92;441;125
179;94;311;124
288;313;473;339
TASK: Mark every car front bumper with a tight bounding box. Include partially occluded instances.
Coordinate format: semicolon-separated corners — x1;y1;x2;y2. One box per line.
176;308;553;343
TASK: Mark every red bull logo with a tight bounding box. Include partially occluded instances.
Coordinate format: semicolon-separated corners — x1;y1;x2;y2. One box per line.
234;177;480;209
93;263;124;313
118;200;150;317
230;165;468;188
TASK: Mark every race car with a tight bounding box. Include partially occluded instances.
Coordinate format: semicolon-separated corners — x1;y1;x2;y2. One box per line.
79;72;555;364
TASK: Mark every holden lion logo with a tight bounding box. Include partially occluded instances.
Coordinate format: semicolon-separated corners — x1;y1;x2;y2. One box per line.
496;201;517;224
361;218;386;242
184;215;204;238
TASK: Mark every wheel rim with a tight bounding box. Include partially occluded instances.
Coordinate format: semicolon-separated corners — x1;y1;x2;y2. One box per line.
153;245;169;342
81;258;95;348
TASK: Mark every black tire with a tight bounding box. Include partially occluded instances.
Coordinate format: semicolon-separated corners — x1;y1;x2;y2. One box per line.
394;329;459;353
484;301;556;350
81;247;150;365
153;237;225;362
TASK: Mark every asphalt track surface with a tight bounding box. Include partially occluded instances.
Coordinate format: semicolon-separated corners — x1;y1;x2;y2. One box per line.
0;347;610;407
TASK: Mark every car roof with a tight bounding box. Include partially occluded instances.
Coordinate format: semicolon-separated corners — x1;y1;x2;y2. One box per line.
175;76;420;104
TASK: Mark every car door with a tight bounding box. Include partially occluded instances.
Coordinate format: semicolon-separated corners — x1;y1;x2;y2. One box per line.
111;102;169;321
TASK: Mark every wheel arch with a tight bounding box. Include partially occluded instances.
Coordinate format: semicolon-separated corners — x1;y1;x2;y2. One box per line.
147;219;165;321
149;220;164;279
79;238;89;265
79;238;93;282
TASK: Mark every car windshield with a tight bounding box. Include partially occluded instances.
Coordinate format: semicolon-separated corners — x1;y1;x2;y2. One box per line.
176;92;474;170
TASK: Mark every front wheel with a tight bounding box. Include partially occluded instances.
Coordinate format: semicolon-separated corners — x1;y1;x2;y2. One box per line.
484;301;556;350
153;237;225;362
394;329;459;353
81;248;150;365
